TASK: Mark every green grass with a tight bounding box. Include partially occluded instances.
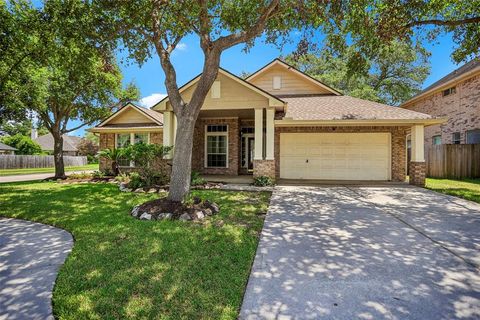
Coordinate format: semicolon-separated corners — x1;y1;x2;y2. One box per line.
426;178;480;204
0;163;99;176
0;181;270;319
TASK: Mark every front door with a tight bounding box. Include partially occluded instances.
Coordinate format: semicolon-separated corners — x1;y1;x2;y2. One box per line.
242;135;255;172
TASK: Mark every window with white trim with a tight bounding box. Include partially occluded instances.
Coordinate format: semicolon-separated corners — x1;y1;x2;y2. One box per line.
116;132;150;167
205;125;228;168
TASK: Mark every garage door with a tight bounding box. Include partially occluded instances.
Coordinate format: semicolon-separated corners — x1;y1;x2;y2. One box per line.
280;133;391;180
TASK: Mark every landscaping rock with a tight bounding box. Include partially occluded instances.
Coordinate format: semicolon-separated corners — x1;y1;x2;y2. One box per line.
131;205;141;217
204;208;213;216
139;213;152;220
158;188;167;193
194;210;205;220
159;212;173;220
148;188;157;193
179;213;192;221
204;200;220;214
134;188;145;193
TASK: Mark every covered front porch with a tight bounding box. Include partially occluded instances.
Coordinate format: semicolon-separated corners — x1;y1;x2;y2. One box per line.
162;107;278;178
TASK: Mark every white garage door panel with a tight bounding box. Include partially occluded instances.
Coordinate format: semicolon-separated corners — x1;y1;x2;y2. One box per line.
280;133;390;180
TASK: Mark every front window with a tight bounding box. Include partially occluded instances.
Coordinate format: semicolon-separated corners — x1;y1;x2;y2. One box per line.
452;132;461;144
432;135;442;145
205;125;228;168
134;133;148;144
466;129;480;144
442;87;456;97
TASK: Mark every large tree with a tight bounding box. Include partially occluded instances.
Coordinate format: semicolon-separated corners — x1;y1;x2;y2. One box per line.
285;41;431;106
2;1;139;178
98;0;479;202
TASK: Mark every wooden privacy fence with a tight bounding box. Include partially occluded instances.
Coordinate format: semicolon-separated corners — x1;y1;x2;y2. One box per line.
0;155;87;169
426;144;480;179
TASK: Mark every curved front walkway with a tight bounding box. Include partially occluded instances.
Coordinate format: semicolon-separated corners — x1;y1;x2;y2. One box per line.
0;218;73;320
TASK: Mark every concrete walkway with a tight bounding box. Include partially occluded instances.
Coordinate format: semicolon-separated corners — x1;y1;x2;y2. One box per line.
0;218;73;320
0;170;94;183
240;185;480;320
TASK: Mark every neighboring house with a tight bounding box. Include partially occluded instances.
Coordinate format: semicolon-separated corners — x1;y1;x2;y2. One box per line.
401;59;480;146
33;133;83;156
0;142;17;155
90;59;443;186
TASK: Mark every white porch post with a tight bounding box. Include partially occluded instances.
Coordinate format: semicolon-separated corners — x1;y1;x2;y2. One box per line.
411;124;425;162
266;108;275;160
163;111;174;159
254;108;263;160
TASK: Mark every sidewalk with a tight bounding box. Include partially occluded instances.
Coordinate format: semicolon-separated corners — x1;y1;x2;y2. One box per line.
0;170;94;183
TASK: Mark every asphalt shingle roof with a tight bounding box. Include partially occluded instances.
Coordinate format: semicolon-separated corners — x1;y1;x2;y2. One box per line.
34;134;82;152
282;95;432;121
0;142;17;151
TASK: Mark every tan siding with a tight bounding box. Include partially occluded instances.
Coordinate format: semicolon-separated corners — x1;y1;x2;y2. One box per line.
167;72;270;110
109;108;156;124
249;64;331;95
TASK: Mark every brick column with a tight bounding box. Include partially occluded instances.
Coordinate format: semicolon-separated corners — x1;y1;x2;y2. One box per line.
409;161;426;186
253;159;275;179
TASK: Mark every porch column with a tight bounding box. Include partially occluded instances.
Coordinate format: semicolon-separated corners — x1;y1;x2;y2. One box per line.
266;108;275;160
254;108;263;160
163;111;174;159
409;124;426;186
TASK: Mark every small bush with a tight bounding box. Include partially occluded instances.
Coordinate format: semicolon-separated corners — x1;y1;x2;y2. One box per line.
115;173;130;183
128;172;144;190
191;170;206;186
253;176;275;187
87;154;98;164
92;171;105;179
68;172;92;180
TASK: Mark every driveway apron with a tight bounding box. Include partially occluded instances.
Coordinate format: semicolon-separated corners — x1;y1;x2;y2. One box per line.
0;218;73;320
240;185;480;320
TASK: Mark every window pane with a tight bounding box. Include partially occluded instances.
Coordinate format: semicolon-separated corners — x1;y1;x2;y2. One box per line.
134;133;148;144
466;129;480;144
206;135;227;167
452;132;461;144
116;134;130;148
207;125;227;132
432;136;441;145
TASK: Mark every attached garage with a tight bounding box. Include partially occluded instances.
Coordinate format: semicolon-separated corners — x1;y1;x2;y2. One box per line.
279;132;391;180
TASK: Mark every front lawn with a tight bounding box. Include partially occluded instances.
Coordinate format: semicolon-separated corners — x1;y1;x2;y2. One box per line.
0;181;270;319
0;163;99;176
426;178;480;204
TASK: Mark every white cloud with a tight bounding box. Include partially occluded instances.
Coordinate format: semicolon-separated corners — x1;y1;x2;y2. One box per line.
139;93;168;108
176;43;187;51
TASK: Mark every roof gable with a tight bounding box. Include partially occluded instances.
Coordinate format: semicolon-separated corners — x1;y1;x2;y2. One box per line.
152;68;284;111
246;59;341;96
97;103;163;128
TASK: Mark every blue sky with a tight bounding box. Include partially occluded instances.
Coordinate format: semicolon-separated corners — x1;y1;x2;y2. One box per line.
72;32;461;136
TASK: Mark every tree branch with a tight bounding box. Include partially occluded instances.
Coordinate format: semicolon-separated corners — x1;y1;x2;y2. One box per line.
406;16;480;28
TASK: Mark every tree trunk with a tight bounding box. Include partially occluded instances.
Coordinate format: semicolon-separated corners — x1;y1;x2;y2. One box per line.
52;132;66;179
167;115;197;202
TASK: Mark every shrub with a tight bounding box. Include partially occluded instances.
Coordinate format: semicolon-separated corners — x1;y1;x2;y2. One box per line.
191;170;206;186
115;172;130;183
92;171;105;179
124;143;172;187
68;172;92;180
128;172;144;190
253;176;275;187
1;134;42;155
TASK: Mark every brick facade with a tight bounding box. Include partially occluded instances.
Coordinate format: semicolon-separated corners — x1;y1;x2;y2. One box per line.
192;118;239;175
274;126;408;181
409;161;426;186
99;133;115;172
404;74;480;145
253;160;275;178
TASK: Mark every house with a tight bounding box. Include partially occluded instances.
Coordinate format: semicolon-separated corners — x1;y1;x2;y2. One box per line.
401;59;480;146
0;142;16;155
33;133;83;156
90;59;444;186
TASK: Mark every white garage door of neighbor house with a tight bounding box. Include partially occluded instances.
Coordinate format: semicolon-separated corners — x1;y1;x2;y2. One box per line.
280;132;391;180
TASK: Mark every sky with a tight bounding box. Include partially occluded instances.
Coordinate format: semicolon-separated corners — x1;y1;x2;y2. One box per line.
71;31;462;137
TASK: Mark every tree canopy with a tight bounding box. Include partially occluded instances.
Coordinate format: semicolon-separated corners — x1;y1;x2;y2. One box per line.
285;41;431;106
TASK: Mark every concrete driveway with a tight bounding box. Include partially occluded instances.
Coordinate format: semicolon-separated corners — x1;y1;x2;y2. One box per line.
240;185;480;320
0;218;73;320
